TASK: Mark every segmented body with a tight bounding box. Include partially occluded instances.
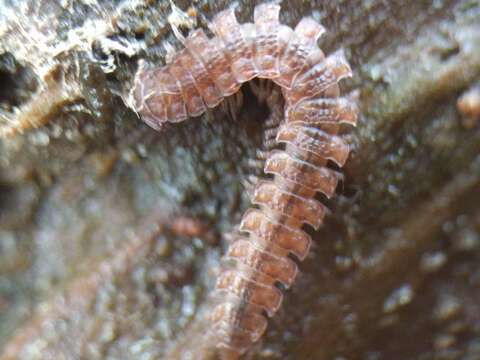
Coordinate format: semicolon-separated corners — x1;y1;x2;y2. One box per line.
131;3;358;357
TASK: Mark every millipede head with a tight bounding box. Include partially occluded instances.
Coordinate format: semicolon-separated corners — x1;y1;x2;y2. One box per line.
131;63;189;129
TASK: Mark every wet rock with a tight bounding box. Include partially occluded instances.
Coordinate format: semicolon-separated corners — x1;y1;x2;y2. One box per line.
0;0;479;359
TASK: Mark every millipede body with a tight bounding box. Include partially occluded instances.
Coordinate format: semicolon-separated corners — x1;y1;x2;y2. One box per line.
131;2;358;358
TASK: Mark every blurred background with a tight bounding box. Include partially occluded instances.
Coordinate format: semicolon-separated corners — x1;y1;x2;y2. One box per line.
0;0;479;359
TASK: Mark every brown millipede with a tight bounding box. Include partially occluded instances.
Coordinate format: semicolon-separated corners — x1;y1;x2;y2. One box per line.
130;2;358;358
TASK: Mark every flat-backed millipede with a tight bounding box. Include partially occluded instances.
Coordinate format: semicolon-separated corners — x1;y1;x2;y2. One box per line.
130;2;358;358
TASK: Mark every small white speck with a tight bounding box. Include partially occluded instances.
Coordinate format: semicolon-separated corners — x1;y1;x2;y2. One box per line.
420;251;447;273
383;284;414;313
